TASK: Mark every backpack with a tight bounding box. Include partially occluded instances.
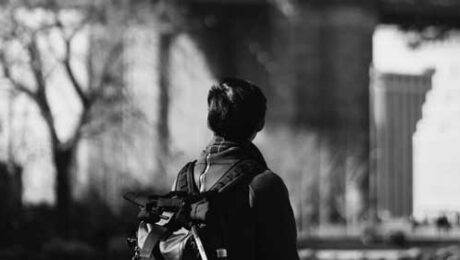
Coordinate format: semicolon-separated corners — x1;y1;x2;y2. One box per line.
159;159;267;260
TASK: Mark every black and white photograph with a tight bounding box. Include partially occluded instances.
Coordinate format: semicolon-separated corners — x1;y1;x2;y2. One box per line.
0;0;460;259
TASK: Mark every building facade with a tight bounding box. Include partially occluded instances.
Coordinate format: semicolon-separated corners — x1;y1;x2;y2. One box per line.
372;69;433;218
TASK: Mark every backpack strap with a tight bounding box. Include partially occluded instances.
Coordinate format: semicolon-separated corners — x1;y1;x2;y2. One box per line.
172;159;266;258
175;159;266;194
210;159;266;193
175;161;197;193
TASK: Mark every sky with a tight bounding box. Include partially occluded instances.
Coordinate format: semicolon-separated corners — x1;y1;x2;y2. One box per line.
373;25;460;218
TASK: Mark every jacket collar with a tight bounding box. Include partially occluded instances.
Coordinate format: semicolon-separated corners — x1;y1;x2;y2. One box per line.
197;136;267;167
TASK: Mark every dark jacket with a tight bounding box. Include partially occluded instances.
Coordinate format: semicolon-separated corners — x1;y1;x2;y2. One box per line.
187;136;300;260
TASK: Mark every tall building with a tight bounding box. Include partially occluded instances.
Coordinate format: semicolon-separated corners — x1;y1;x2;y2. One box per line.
372;69;433;217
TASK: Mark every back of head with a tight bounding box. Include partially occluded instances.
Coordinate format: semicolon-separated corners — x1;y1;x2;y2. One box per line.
207;77;267;141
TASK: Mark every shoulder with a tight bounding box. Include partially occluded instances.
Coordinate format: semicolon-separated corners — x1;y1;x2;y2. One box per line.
250;170;287;193
249;170;289;204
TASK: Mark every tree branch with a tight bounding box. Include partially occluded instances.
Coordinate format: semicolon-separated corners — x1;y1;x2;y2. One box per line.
63;101;93;149
37;100;60;149
26;34;60;147
62;38;90;108
56;15;91;108
27;34;47;92
1;43;60;147
0;51;37;100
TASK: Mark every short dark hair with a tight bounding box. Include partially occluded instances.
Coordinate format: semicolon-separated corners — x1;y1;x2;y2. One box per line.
207;77;267;141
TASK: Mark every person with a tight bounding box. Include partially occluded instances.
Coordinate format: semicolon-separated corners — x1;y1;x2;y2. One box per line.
142;78;299;260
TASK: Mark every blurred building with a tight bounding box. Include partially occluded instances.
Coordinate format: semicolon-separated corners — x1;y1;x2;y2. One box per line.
372;69;433;218
74;22;214;210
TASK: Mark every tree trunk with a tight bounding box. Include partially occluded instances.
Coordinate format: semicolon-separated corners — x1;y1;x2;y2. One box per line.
156;32;173;183
53;146;75;237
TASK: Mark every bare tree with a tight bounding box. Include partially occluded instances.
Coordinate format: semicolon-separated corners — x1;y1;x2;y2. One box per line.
0;1;127;235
